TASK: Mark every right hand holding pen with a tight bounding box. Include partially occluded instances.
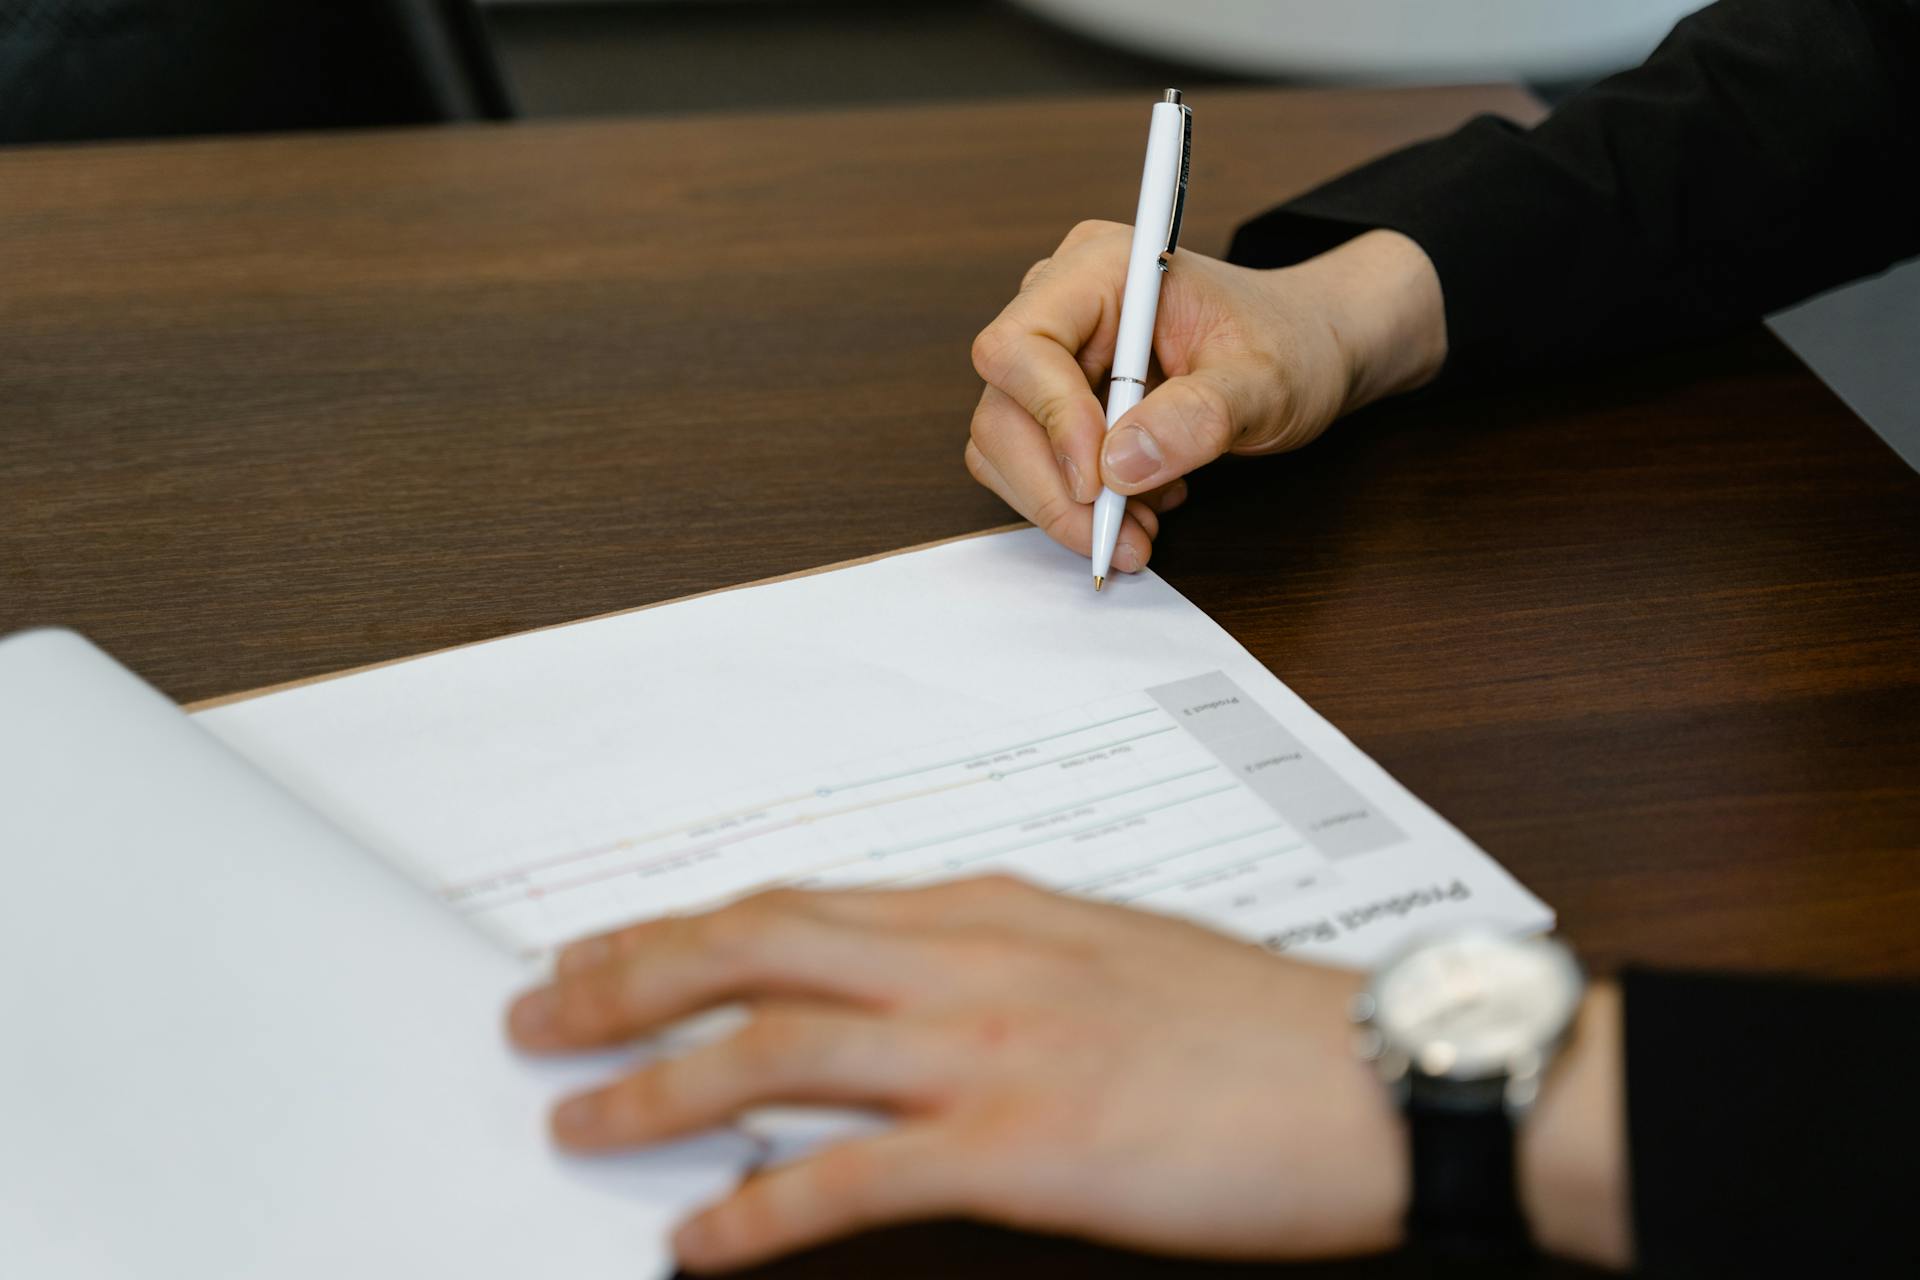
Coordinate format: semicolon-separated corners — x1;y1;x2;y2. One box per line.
965;223;1448;570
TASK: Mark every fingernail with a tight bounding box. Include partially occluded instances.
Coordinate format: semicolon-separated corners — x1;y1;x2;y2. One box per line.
508;988;557;1042
1115;541;1143;573
1103;426;1163;486
553;1092;601;1140
1056;452;1084;502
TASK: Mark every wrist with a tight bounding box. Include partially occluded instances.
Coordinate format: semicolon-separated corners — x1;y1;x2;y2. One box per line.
1286;229;1448;417
1517;982;1633;1269
1328;969;1414;1253
1356;938;1627;1267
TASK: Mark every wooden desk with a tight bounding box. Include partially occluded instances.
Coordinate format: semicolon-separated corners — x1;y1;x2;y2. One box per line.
4;87;1916;1278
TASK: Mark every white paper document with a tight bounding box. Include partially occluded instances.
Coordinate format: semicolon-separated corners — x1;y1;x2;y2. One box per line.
4;528;1550;1279
199;528;1551;966
0;629;748;1280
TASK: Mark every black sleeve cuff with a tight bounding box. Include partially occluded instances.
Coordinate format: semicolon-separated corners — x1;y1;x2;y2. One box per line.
1225;1;1920;384
1620;967;1920;1276
1223;111;1728;387
1225;114;1547;384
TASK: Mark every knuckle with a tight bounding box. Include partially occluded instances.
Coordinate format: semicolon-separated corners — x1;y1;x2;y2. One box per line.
970;323;1011;382
1019;257;1051;291
1029;493;1079;543
968;395;1020;454
621;1063;676;1118
748;887;808;916
718;1186;784;1251
970;871;1036;899
558;972;627;1038
932;932;1034;979
698;903;773;965
1026;383;1080;435
812;1139;884;1204
1062;218;1122;252
738;1013;809;1070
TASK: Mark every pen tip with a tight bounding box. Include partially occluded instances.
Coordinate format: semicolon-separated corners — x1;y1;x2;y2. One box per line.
1093;576;1105;593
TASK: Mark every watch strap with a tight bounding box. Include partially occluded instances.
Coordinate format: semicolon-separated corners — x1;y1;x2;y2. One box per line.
1404;1076;1531;1257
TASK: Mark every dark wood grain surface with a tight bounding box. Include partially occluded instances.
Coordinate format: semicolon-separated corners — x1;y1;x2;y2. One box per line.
4;86;1917;1278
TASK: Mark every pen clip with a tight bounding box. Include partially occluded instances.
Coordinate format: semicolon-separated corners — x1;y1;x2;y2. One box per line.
1158;90;1192;271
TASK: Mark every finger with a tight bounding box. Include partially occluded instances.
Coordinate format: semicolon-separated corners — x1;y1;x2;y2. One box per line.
1010;227;1129;383
1017;236;1120;389
510;897;922;1052
1054;216;1124;257
970;327;1107;504
1141;477;1188;515
554;887;889;978
551;883;874;980
773;873;1122;942
551;1007;940;1152
971;234;1129;503
967;392;1154;570
1099;366;1260;496
1125;497;1159;544
967;387;1085;537
554;930;619;978
673;1126;964;1273
1114;512;1155;573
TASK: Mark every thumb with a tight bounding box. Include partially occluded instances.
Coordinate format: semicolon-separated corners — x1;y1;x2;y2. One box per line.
1097;366;1261;496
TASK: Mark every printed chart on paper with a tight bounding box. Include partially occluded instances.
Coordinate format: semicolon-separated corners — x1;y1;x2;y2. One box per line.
441;672;1403;956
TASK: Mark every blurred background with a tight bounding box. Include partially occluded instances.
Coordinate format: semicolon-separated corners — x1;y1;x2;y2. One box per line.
480;0;1703;114
0;0;1912;469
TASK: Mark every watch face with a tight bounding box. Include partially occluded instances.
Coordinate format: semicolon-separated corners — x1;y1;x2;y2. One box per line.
1368;931;1583;1081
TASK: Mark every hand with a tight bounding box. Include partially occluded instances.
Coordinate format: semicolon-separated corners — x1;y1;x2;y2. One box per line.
965;225;1447;570
507;875;1410;1271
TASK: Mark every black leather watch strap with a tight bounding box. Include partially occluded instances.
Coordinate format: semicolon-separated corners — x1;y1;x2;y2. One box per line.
1404;1075;1532;1257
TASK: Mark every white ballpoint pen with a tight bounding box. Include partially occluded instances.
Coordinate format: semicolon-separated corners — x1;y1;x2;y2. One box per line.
1090;88;1193;591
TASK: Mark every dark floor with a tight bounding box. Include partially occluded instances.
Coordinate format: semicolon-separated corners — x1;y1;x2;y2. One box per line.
481;0;1253;118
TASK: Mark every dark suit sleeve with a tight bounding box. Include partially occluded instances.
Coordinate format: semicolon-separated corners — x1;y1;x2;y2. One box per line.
1225;0;1920;381
1620;969;1920;1275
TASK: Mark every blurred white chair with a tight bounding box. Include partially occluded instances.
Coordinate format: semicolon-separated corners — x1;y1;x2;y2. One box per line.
1011;0;1706;83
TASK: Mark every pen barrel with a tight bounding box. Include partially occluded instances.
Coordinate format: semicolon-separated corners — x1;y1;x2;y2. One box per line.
1110;100;1187;385
1090;487;1126;580
1092;96;1188;584
1103;375;1145;428
1092;378;1142;579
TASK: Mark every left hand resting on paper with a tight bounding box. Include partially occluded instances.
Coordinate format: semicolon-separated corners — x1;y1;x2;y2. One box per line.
506;874;1408;1270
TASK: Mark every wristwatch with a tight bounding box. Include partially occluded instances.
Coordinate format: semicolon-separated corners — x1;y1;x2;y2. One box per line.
1351;928;1585;1256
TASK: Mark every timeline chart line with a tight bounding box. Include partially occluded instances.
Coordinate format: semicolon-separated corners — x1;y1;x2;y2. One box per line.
454;812;804;911
860;766;1219;860
996;725;1178;777
1067;823;1285;893
442;702;1174;897
819;707;1162;794
1111;842;1308;903
760;764;1226;886
440;792;815;900
456;775;992;910
875;783;1245;887
469;766;1227;911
